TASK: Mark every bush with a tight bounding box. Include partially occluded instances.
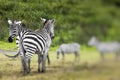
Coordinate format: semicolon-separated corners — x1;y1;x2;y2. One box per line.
0;0;120;46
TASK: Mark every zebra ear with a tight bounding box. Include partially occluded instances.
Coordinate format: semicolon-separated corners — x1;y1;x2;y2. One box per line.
41;18;46;23
8;20;12;24
15;21;22;24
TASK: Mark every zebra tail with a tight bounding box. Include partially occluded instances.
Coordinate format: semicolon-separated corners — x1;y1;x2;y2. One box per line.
4;51;20;58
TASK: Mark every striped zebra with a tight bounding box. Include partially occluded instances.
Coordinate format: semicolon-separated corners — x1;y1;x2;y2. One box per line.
4;18;50;65
7;18;55;74
6;19;50;65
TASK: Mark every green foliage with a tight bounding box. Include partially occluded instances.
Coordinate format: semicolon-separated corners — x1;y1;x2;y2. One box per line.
0;0;120;45
103;0;120;7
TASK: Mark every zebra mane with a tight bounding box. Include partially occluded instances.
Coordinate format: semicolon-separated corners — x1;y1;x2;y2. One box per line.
20;23;32;32
43;19;49;26
21;23;26;27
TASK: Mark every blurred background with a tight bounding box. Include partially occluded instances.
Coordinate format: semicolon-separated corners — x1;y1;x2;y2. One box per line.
0;0;120;80
0;0;120;46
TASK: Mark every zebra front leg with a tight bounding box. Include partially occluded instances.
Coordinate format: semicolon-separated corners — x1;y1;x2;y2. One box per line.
62;52;65;64
74;52;77;62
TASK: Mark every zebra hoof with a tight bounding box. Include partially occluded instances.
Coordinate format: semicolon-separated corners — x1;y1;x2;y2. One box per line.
38;69;40;73
41;70;45;73
27;71;30;74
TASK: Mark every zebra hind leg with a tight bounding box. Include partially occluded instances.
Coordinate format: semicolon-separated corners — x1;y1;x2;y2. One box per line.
28;59;31;72
42;51;48;73
38;54;42;72
47;54;50;65
22;57;30;74
21;58;27;75
25;58;30;74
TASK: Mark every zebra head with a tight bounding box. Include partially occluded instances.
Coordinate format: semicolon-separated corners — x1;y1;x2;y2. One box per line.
41;18;55;39
88;36;98;46
8;20;22;42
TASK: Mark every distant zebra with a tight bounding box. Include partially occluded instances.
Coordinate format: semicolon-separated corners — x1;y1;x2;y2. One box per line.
7;18;55;74
88;36;120;61
7;19;50;65
57;43;80;62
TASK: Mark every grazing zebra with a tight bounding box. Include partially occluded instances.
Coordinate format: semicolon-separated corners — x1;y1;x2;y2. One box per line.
7;18;55;74
6;19;51;65
88;36;120;61
57;43;80;62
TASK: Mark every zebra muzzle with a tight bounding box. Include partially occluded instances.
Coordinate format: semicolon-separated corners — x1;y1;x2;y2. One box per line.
8;36;13;43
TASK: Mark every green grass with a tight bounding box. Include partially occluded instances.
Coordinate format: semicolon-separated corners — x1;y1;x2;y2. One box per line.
0;41;16;50
0;44;120;80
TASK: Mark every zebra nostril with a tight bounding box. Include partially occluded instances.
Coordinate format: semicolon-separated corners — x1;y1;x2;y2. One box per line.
8;37;13;43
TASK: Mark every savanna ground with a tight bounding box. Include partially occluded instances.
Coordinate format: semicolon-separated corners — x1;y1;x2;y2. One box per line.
0;41;120;80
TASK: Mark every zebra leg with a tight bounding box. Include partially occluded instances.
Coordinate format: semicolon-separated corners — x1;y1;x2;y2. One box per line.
62;52;65;61
115;52;119;61
76;52;80;63
38;53;42;72
28;59;31;72
61;52;65;64
42;48;49;72
77;52;80;63
47;54;50;65
25;51;34;74
74;52;78;62
21;56;27;75
24;58;30;74
100;53;104;61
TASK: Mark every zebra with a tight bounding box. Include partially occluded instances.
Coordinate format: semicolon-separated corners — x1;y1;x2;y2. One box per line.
6;19;50;65
7;18;55;74
7;20;31;57
88;36;120;61
56;43;80;62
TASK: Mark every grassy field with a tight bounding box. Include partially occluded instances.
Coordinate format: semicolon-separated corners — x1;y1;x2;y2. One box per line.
0;41;16;50
0;41;120;80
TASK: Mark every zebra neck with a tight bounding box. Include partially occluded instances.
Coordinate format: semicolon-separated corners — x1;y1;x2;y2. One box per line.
43;27;51;36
